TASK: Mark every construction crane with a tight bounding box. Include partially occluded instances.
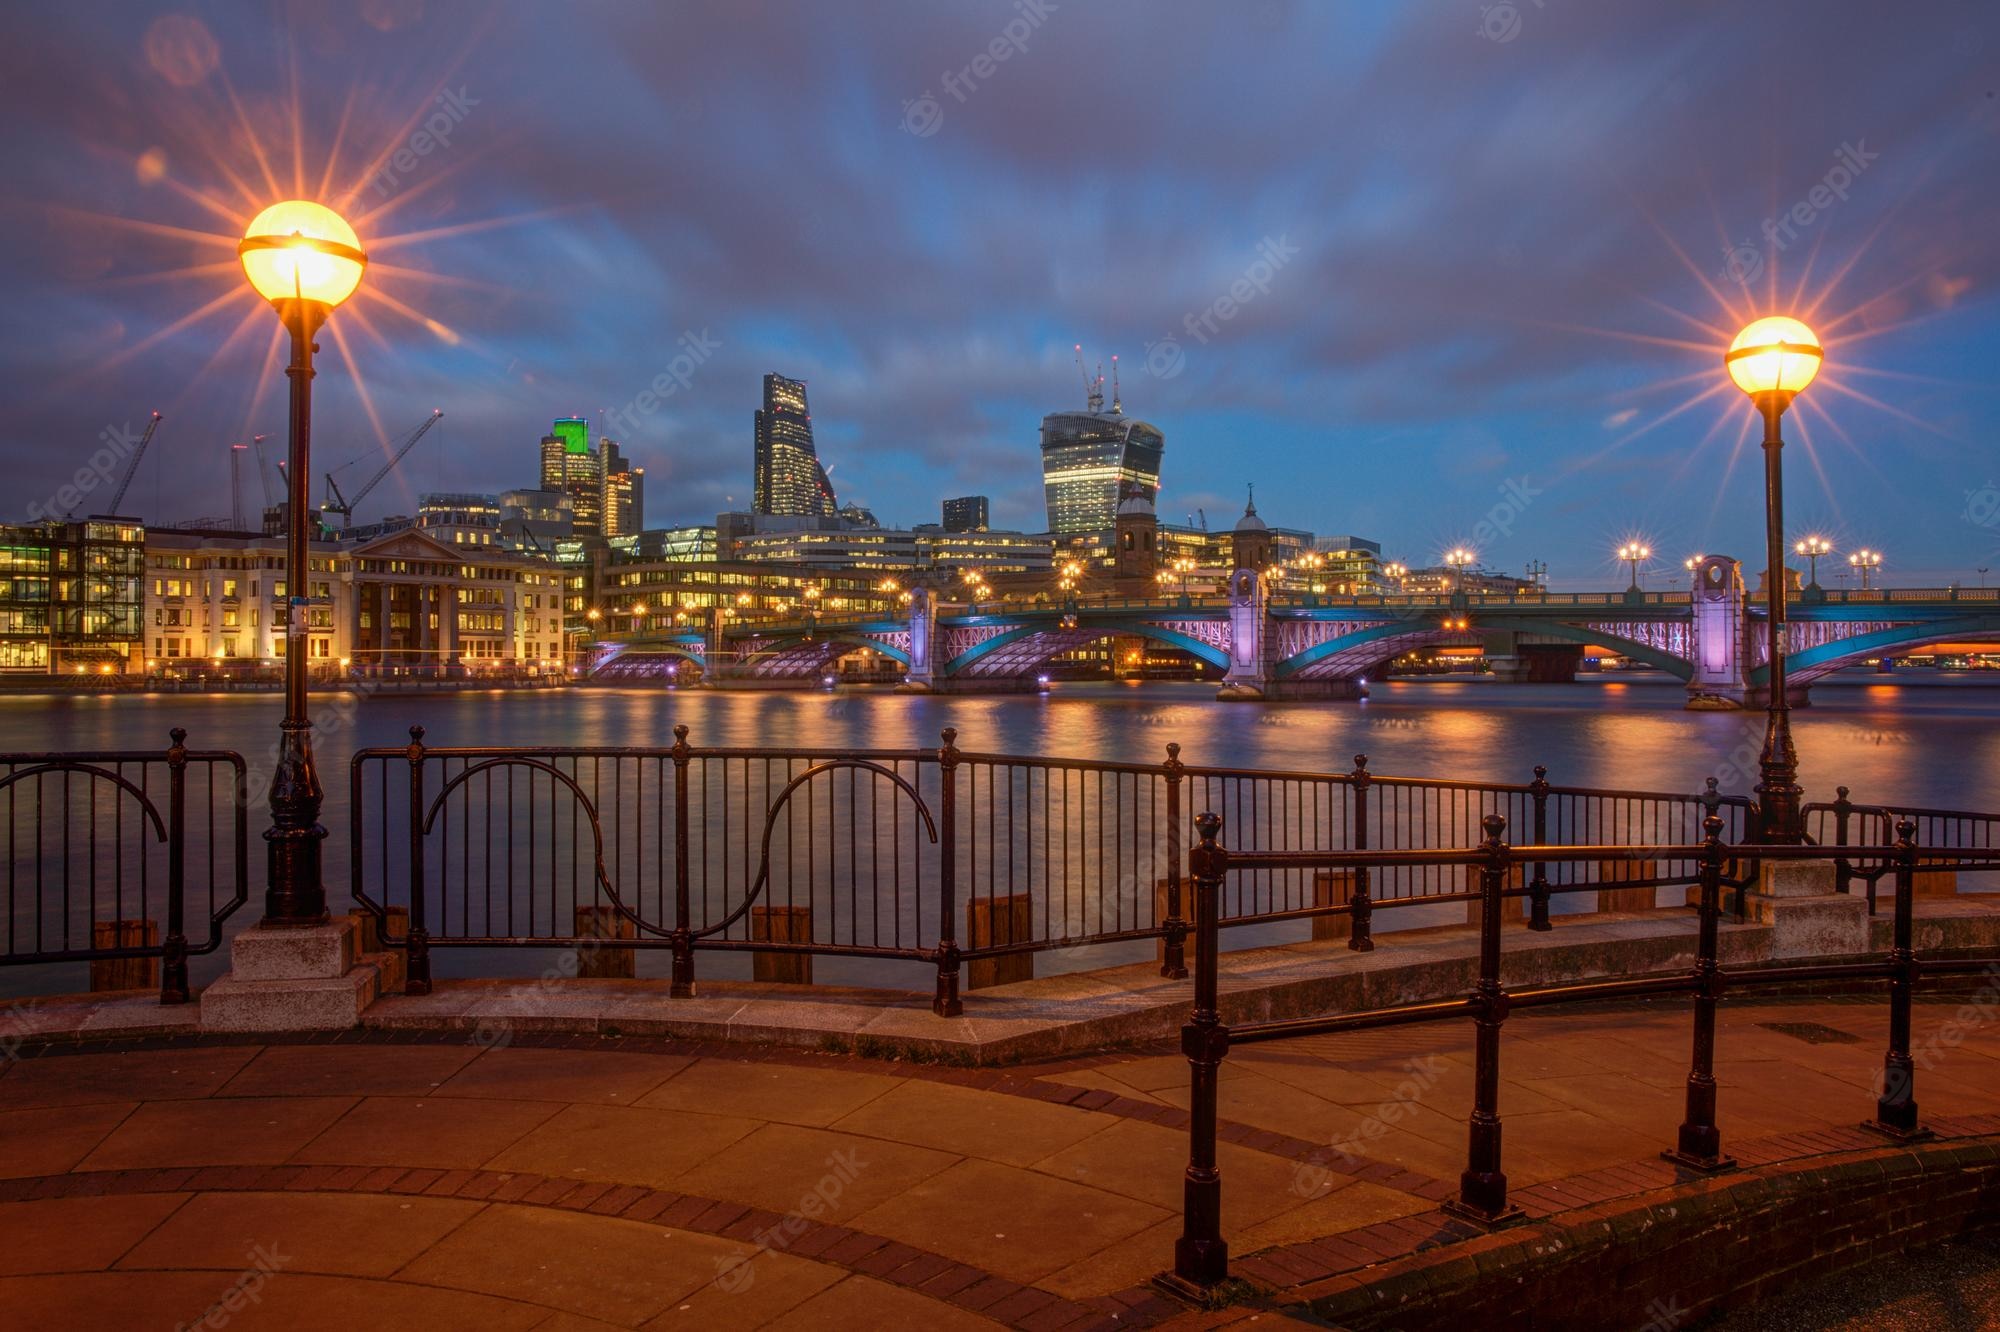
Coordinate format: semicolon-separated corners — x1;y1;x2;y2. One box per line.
230;443;249;530
1073;344;1105;412
321;408;444;528
250;434;276;507
69;411;162;519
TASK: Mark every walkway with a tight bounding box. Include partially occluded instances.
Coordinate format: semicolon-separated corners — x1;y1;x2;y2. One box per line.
3;993;1998;1329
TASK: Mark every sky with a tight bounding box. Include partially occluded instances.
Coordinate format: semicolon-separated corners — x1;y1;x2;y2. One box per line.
1;1;1996;588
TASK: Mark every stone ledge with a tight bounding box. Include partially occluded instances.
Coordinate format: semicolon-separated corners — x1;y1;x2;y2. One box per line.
198;961;381;1033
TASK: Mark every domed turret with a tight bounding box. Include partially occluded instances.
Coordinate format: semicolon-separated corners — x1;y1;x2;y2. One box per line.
1231;485;1270;571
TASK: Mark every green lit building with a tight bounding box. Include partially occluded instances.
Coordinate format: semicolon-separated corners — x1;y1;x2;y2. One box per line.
539;417;604;535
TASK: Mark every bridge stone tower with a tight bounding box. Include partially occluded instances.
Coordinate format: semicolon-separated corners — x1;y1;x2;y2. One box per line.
1686;555;1749;707
1114;487;1159;588
899;585;936;692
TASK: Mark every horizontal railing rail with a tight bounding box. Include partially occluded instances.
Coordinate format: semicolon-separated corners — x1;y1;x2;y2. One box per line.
0;729;249;1003
1806;787;2000;910
1160;811;2000;1295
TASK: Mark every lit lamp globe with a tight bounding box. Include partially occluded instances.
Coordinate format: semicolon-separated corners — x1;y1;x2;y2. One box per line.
238;200;366;313
1725;315;1821;407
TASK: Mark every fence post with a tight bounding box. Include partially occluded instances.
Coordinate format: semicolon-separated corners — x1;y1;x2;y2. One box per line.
1666;813;1732;1170
1160;743;1188;979
1527;765;1552;932
1830;785;1858;906
933;728;963;1017
1165;811;1231;1294
1445;813;1521;1226
160;728;190;1004
670;724;696;997
403;726;432;995
1348;755;1373;952
1867;820;1931;1140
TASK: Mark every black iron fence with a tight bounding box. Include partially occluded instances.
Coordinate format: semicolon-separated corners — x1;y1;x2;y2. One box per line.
0;729;249;1002
346;727;1759;1012
1159;812;2000;1295
1807;787;2000;909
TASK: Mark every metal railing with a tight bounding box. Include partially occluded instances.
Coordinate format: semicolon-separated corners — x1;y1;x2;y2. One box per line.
0;730;249;1003
348;728;1756;1009
1159;813;2000;1295
1808;788;2000;910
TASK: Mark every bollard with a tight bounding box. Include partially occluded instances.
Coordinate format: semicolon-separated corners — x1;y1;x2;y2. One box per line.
1311;871;1356;942
1595;858;1659;912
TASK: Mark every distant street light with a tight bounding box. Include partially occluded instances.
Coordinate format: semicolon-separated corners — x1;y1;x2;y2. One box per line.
1383;561;1408;594
1443;548;1476;597
1617;541;1652;592
1725;314;1823;845
1684;554;1704;587
1848;547;1882;591
238;199;366;926
1794;535;1834;589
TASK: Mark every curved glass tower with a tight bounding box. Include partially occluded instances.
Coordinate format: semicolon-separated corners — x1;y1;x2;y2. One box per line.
1039;410;1165;535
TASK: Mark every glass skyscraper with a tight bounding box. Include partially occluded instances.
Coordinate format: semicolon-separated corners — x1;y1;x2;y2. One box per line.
753;373;837;517
539;416;603;535
1039;409;1165;535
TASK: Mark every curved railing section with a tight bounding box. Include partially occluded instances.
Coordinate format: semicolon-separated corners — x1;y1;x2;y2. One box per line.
0;729;249;1003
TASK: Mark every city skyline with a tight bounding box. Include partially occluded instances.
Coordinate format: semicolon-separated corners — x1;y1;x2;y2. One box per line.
4;4;1997;585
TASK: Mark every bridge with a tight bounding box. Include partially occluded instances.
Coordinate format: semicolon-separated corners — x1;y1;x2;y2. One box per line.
585;555;2000;708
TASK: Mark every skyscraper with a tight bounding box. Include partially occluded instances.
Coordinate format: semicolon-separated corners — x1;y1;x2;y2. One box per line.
540;417;603;535
601;439;644;537
1039;404;1165;536
942;495;989;532
753;373;837;517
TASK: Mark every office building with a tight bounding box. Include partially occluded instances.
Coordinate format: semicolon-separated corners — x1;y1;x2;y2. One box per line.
943;495;989;533
752;373;837;517
601;439;644;538
540;417;604;535
0;517;145;675
1039;405;1165;536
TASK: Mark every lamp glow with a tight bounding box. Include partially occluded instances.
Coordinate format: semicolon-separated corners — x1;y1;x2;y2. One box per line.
1725;316;1822;401
238;200;366;309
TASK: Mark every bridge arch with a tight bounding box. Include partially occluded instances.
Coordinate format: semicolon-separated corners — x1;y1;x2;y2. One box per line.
1759;618;2000;686
946;619;1230;678
735;631;912;679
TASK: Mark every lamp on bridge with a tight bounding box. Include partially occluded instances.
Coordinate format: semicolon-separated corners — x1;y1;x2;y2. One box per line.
237;199;366;926
1794;535;1834;591
1849;547;1882;592
1684;554;1704;587
1617;541;1652;593
1726;315;1823;844
1443;548;1476;599
1383;561;1408;594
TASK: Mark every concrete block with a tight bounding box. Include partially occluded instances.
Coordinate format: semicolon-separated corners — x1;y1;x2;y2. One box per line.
752;904;813;985
1759;859;1838;899
575;905;638;980
967;893;1033;990
198;963;380;1032
90;920;158;992
1751;891;1870;958
226;920;358;982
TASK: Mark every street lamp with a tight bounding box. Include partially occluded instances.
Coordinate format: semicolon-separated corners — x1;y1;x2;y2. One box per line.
1794;536;1833;589
1848;547;1882;591
1443;548;1476;597
1725;314;1823;844
1383;561;1407;595
1684;554;1704;587
238;200;366;925
1617;541;1652;592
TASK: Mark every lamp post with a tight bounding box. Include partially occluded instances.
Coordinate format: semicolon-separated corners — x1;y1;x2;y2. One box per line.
1383;561;1407;595
1849;547;1882;592
1617;541;1652;592
1684;554;1704;588
1726;315;1823;845
237;200;365;925
1795;535;1833;589
1444;548;1475;598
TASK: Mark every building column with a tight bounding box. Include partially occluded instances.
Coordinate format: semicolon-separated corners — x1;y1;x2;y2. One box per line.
1217;569;1270;700
899;586;935;692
